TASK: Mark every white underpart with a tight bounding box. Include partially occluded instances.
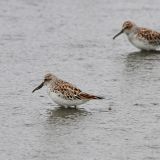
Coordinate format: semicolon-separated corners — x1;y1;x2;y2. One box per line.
48;89;88;107
127;33;158;51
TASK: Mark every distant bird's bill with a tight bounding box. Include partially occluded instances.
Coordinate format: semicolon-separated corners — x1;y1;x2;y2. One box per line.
32;82;44;93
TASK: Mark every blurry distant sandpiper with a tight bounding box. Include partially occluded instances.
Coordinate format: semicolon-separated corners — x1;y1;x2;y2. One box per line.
32;73;104;108
113;21;160;51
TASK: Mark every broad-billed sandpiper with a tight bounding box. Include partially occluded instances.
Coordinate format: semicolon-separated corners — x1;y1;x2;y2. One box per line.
113;21;160;51
32;73;104;107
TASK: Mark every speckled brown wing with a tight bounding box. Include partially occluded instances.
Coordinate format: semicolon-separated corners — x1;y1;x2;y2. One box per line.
137;27;160;45
52;80;82;100
79;92;104;100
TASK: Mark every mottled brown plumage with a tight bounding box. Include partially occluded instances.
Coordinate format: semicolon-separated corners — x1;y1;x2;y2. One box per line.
136;27;160;45
51;80;82;100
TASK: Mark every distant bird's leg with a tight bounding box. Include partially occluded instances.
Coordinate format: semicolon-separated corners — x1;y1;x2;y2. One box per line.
60;105;65;108
67;106;72;109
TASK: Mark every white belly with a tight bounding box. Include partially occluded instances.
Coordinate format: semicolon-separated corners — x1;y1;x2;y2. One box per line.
128;34;157;51
48;91;88;107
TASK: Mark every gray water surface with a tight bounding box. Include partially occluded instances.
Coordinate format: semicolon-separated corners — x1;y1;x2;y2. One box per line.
0;0;160;160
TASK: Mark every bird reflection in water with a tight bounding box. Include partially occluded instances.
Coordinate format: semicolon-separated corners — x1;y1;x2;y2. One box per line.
46;107;90;125
125;50;160;72
127;50;160;60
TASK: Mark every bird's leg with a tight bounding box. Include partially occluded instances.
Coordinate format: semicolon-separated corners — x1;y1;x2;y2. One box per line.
60;105;65;108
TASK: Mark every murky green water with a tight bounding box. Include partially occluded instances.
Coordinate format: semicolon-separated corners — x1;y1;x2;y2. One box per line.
0;0;160;159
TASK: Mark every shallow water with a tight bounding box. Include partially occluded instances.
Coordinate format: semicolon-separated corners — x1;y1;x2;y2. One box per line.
0;0;160;159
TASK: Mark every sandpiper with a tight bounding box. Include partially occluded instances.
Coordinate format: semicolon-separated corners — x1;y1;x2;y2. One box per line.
32;73;104;108
113;21;160;51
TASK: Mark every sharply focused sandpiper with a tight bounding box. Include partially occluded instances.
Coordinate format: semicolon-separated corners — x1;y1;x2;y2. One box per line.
113;21;160;51
32;73;104;108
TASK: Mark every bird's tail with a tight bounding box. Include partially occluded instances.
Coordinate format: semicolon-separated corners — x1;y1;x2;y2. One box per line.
80;92;104;100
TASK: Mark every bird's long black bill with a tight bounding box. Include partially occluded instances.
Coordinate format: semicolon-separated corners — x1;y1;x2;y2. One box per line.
113;29;124;39
32;82;44;93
